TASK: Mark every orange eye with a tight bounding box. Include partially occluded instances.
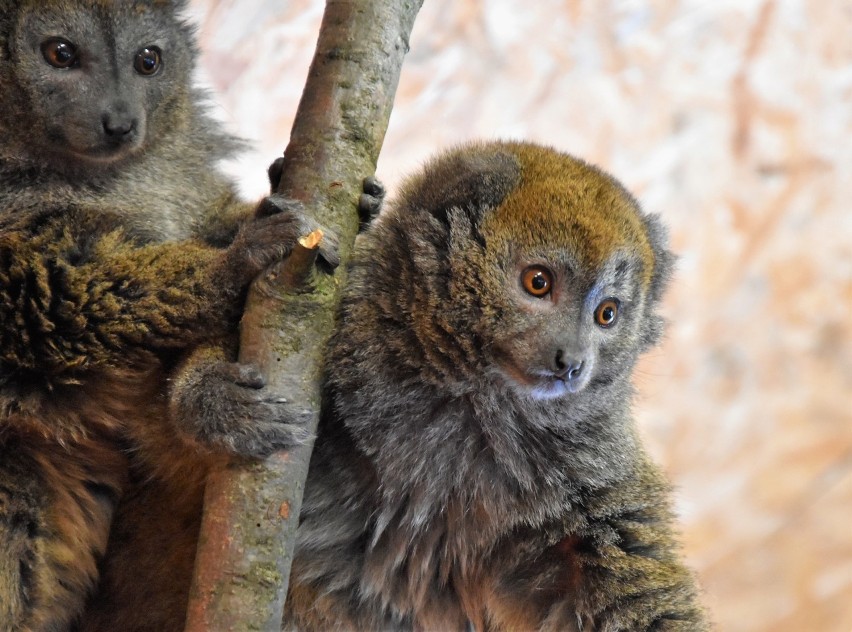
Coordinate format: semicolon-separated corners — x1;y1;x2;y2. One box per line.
42;39;78;69
521;266;553;298
594;299;619;328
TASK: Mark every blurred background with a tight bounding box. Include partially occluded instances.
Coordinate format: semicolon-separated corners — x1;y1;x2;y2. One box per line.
187;1;852;629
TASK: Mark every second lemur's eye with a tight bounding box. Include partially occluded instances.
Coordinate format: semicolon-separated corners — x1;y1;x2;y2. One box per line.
594;298;620;328
134;47;162;75
521;266;554;298
42;39;79;69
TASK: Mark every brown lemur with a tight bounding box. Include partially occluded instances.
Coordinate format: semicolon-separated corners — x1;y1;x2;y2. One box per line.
284;141;709;630
0;1;339;630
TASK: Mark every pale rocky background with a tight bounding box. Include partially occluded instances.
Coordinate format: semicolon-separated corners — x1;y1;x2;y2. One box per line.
187;1;852;630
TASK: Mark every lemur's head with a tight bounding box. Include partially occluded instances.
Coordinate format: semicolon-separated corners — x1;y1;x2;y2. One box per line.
350;141;673;404
0;0;195;172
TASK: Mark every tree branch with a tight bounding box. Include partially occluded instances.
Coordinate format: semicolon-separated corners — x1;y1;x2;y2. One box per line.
184;1;423;629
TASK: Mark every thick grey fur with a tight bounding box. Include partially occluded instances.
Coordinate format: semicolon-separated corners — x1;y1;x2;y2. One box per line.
284;142;707;631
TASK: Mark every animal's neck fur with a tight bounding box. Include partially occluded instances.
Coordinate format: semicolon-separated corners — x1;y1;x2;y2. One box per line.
319;377;637;625
330;363;638;546
0;91;240;242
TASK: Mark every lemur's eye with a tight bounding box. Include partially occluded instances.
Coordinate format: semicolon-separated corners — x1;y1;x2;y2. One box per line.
594;298;620;328
42;39;79;69
134;47;162;76
521;266;553;298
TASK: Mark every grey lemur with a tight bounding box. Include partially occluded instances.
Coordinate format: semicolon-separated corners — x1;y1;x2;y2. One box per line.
0;1;335;630
284;141;709;630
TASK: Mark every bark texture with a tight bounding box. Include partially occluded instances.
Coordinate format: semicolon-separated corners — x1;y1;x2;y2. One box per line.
184;1;423;629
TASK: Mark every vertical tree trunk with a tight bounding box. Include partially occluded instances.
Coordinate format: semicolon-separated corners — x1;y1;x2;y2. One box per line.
184;1;423;629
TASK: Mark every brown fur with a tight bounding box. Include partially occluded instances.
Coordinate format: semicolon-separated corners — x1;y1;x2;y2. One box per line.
0;1;313;629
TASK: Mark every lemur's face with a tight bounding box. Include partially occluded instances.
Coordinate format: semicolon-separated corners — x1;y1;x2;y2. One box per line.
3;1;193;169
469;145;666;402
486;247;650;401
351;142;670;404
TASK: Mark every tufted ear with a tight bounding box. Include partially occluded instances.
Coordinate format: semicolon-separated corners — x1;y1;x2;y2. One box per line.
639;212;676;348
641;213;675;304
396;143;521;229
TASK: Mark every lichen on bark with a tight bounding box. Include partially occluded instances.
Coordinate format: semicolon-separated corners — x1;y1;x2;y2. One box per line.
184;1;424;629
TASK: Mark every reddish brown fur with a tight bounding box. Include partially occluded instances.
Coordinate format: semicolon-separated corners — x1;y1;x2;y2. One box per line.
0;1;305;625
487;143;656;288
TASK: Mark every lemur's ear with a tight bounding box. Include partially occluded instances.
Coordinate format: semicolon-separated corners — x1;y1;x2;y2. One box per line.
639;212;676;348
397;143;521;229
